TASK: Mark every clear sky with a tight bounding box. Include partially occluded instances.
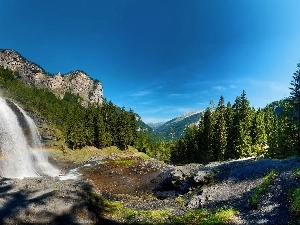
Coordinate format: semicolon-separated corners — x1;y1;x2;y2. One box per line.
1;0;300;123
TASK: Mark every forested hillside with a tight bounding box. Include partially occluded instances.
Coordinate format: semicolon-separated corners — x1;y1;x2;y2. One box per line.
170;91;298;164
2;60;300;166
0;66;137;150
154;111;203;140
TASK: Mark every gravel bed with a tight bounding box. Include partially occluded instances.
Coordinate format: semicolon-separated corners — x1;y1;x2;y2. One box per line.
1;156;300;224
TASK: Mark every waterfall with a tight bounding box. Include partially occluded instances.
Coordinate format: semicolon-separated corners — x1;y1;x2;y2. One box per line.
0;97;60;178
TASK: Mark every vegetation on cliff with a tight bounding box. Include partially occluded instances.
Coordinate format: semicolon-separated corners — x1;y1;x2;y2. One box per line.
0;66;137;150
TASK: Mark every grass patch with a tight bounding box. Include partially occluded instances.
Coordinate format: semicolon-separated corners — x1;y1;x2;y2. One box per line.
293;168;300;179
80;191;240;224
127;209;171;224
175;196;186;209
109;158;135;167
49;146;101;164
48;145;148;164
290;187;300;219
170;206;239;225
249;170;277;207
101;198;170;224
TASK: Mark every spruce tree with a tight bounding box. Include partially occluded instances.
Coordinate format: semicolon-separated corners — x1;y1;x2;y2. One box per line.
224;101;235;160
239;90;254;157
251;108;267;156
230;96;242;158
289;62;300;155
213;96;227;161
201;108;215;162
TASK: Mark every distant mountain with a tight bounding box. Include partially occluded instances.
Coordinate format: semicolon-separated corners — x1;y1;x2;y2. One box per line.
153;111;203;140
0;49;103;106
147;122;165;130
136;115;165;141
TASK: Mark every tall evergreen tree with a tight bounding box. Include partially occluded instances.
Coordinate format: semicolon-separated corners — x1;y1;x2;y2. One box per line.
239;90;254;157
289;62;300;155
268;101;297;158
224;101;235;160
201;108;215;162
251;108;267;156
213;96;227;161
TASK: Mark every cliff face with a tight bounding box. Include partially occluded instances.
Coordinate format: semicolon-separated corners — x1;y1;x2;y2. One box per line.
0;49;103;105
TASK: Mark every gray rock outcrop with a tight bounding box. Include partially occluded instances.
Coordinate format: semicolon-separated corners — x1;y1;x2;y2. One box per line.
0;49;103;106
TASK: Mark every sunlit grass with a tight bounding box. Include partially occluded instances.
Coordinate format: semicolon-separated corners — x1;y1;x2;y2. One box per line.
87;191;239;224
170;206;239;225
48;145;149;164
175;196;186;209
249;170;277;207
293;168;300;179
101;198;171;224
290;187;300;219
108;158;135;166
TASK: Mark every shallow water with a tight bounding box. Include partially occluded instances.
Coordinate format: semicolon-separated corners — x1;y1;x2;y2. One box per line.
58;160;101;180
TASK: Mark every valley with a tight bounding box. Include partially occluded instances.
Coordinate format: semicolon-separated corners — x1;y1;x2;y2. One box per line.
1;49;300;224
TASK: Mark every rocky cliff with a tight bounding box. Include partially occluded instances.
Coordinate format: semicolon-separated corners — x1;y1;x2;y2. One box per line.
0;49;103;105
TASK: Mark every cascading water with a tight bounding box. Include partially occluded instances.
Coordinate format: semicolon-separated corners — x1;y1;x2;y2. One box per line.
0;97;60;178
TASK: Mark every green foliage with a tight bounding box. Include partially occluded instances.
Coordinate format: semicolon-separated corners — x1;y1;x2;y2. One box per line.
213;96;227;161
0;66;138;151
290;187;300;218
289;62;300;155
267;99;297;158
251;109;267;157
170;207;239;225
99;197;171;224
249;170;277;207
293;168;300;179
135;132;173;162
109;158;135;167
154;112;203;140
171;88;300;164
174;196;186;209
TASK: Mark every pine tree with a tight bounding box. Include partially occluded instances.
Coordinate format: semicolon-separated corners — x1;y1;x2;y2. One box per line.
229;91;254;158
267;100;297;158
238;91;254;157
65;105;86;149
201;108;215;162
289;62;300;155
224;101;235;160
128;109;137;146
116;107;129;150
230;96;242;158
251;108;267;156
213;96;227;161
94;107;106;148
84;105;96;146
263;105;275;143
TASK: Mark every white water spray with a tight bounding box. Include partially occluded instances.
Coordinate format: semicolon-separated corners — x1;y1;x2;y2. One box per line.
0;97;60;178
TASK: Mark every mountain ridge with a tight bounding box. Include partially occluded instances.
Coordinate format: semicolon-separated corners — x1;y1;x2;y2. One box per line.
151;111;203;140
0;49;103;106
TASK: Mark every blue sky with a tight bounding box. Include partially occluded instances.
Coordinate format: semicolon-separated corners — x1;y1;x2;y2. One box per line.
1;0;300;123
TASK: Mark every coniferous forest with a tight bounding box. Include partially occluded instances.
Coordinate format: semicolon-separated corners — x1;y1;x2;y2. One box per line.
1;62;300;164
172;62;300;163
0;66;137;150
